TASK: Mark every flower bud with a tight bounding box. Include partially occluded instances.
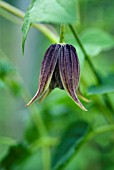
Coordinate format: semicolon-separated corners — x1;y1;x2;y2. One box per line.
26;44;87;111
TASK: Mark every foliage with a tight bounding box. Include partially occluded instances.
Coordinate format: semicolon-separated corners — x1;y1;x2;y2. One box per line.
22;0;77;52
0;0;114;170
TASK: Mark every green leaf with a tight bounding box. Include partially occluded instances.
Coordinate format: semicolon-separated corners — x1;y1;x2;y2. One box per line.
24;0;77;24
22;21;31;54
80;28;114;56
0;137;17;146
0;143;31;169
88;85;114;95
22;0;77;53
24;121;39;144
0;145;9;162
8;80;23;96
52;121;90;169
88;74;114;95
0;79;7;90
0;60;15;78
0;137;17;163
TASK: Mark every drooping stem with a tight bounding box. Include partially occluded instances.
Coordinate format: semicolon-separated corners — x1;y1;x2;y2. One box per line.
1;1;113;117
69;24;114;122
0;1;24;19
59;24;65;43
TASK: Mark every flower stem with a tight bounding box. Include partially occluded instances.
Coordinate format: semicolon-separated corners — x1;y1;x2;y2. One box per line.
59;24;65;43
69;24;114;123
1;1;113;119
42;147;51;170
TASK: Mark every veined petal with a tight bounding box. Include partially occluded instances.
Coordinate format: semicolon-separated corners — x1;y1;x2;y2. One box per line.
38;44;60;95
70;45;80;86
38;88;52;103
59;44;87;111
49;61;64;90
26;44;60;106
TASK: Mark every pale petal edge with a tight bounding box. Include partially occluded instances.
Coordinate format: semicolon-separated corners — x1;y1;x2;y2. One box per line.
26;44;60;107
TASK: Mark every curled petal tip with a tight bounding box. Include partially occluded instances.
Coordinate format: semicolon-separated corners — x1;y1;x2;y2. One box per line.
80;105;88;111
38;89;51;103
25;104;28;107
77;88;91;103
73;95;87;111
59;44;87;111
25;89;51;107
25;91;39;107
25;102;31;107
73;97;87;111
82;98;91;103
25;101;33;107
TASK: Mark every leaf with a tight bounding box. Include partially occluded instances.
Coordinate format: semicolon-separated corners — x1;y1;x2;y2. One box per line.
0;137;17;146
0;60;15;78
22;0;77;53
0;79;7;89
0;143;31;169
52;121;90;169
0;145;9;162
88;85;114;95
0;137;17;163
80;28;114;56
8;80;23;96
88;74;114;95
24;0;77;24
22;21;31;54
24;121;39;144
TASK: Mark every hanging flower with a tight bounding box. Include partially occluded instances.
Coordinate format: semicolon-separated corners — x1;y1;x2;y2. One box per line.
26;44;87;111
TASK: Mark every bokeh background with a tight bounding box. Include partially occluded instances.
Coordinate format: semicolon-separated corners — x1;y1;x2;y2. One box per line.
0;0;114;170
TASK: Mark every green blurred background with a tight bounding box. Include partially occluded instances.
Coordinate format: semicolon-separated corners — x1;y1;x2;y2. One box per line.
0;0;114;170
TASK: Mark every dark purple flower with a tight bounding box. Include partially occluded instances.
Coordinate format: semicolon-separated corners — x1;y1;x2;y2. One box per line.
26;44;87;111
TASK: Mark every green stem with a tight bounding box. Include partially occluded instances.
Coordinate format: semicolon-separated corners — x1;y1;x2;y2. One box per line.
0;1;58;43
69;25;114;122
0;1;23;19
69;25;102;83
59;24;65;43
59;124;114;170
0;49;47;136
42;147;51;170
21;90;48;136
1;1;113;119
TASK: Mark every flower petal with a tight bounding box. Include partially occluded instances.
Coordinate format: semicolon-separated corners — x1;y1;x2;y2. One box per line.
26;44;60;106
59;44;87;111
77;87;91;103
49;61;64;90
38;88;52;103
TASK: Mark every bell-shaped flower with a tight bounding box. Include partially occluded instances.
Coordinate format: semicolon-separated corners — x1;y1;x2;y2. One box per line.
26;44;87;111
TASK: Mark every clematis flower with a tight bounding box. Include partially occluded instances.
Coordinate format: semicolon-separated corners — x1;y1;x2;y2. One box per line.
26;44;87;111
